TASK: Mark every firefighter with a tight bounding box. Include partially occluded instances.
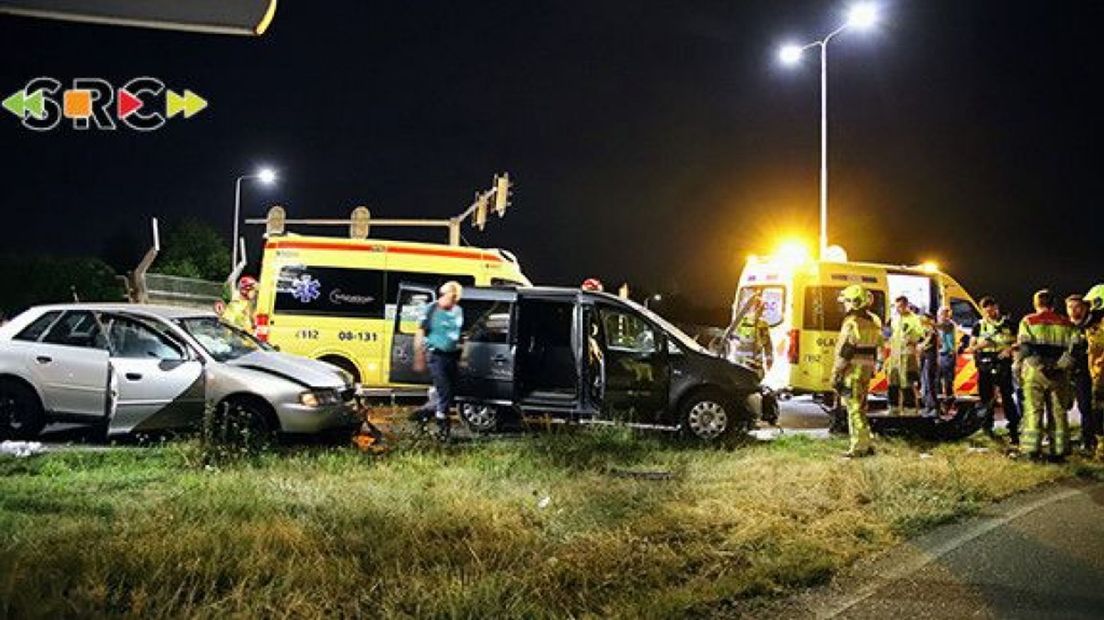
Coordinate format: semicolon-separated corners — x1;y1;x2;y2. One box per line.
1081;285;1104;458
728;295;774;379
1017;289;1079;462
1066;294;1100;455
969;297;1020;445
831;284;884;458
221;276;258;333
886;296;924;415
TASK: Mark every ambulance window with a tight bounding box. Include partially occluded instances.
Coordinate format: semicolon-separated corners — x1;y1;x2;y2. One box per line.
735;286;785;327
950;299;979;329
462;300;512;344
274;266;385;318
384;272;476;305
804;287;887;331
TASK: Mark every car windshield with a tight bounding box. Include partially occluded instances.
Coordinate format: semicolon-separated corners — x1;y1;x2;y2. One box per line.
621;298;712;355
176;317;268;362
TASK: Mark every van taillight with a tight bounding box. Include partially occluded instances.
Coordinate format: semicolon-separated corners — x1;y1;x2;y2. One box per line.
787;329;800;364
255;314;270;342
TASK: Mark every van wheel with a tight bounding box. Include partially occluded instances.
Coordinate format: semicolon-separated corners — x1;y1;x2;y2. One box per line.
460;404;500;434
320;356;361;385
681;389;735;441
828;405;850;435
0;379;45;440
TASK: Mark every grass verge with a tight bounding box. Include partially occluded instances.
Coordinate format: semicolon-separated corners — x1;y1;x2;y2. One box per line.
1;429;1101;618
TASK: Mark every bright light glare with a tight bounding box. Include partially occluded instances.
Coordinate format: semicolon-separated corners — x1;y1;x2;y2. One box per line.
775;239;811;266
920;261;940;274
847;3;878;29
257;168;277;184
778;44;803;65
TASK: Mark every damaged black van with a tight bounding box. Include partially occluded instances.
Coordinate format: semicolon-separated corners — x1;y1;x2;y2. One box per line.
389;285;772;441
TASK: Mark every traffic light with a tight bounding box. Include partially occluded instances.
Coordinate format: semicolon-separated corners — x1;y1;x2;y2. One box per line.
493;172;511;217
473;192;489;231
350;206;371;239
265;206;286;236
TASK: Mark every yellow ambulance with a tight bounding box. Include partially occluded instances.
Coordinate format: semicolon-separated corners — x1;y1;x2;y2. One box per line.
733;243;981;404
254;234;530;390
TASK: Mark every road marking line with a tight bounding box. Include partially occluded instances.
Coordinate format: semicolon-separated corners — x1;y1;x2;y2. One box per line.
818;486;1084;619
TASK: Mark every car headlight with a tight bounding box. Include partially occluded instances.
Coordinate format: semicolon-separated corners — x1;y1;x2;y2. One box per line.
299;389;341;407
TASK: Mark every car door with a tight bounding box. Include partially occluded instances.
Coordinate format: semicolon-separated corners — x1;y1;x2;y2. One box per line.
457;290;517;403
388;283;436;385
596;303;670;421
32;310;110;418
103;314;205;434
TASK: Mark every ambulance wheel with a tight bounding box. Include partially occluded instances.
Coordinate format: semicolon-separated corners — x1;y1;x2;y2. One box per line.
0;378;45;440
680;389;736;441
460;404;501;434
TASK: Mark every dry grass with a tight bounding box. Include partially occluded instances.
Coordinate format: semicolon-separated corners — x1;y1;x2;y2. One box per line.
0;429;1100;619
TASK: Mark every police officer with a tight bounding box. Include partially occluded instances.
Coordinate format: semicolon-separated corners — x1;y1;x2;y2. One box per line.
1017;289;1079;462
729;295;774;380
887;296;923;415
831;285;884;458
221;276;258;333
969;297;1020;444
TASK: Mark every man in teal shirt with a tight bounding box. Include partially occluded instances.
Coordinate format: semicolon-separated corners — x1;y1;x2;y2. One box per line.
416;281;464;439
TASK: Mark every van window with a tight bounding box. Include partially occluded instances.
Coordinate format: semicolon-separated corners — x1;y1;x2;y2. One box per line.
886;273;938;314
735;286;785;327
600;308;657;354
275;266;386;318
950;298;979;329
462;300;512;344
804;287;887;331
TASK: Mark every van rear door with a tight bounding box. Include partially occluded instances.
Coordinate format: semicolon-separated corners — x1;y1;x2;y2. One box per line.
388;284;436;385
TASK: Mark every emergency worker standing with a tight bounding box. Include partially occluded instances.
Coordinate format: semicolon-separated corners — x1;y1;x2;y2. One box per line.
1066;294;1100;455
1017;289;1079;462
415;281;465;441
831;285;884;458
1077;285;1104;457
887;296;923;414
729;296;774;379
221;276;258;333
970;297;1020;444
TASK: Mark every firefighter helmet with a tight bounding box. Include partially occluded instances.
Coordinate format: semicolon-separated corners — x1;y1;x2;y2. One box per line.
238;275;258;292
838;284;871;311
1085;284;1104;311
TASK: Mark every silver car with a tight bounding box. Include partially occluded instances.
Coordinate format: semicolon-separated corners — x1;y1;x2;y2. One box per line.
0;304;359;438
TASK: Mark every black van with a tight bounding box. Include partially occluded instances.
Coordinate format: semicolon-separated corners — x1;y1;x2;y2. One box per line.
389;285;769;441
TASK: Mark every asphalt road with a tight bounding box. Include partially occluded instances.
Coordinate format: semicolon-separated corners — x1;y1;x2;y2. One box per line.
767;481;1104;620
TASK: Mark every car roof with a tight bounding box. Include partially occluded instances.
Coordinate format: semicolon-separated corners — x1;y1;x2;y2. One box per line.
29;303;216;320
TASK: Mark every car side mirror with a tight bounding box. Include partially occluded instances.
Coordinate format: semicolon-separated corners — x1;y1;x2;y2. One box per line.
159;359;185;371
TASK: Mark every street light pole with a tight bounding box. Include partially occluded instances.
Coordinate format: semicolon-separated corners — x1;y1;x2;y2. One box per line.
232;168;277;268
777;3;879;259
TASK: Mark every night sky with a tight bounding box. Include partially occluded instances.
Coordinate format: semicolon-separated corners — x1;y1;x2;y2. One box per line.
1;1;1101;319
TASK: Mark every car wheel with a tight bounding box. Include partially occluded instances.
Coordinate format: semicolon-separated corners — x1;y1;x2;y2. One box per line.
460;403;500;434
681;390;735;441
0;379;46;440
209;398;275;450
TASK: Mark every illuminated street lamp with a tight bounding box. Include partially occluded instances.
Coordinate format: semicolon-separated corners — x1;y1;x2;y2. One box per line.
645;293;663;309
232;167;278;267
777;2;880;259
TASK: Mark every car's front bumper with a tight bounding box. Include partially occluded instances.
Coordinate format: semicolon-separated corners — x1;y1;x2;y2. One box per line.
274;400;360;434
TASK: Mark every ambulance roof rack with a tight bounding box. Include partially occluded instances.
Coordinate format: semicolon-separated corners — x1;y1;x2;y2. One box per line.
244;172;513;247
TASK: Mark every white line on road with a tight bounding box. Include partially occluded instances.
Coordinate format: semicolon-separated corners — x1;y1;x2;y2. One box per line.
817;486;1085;619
